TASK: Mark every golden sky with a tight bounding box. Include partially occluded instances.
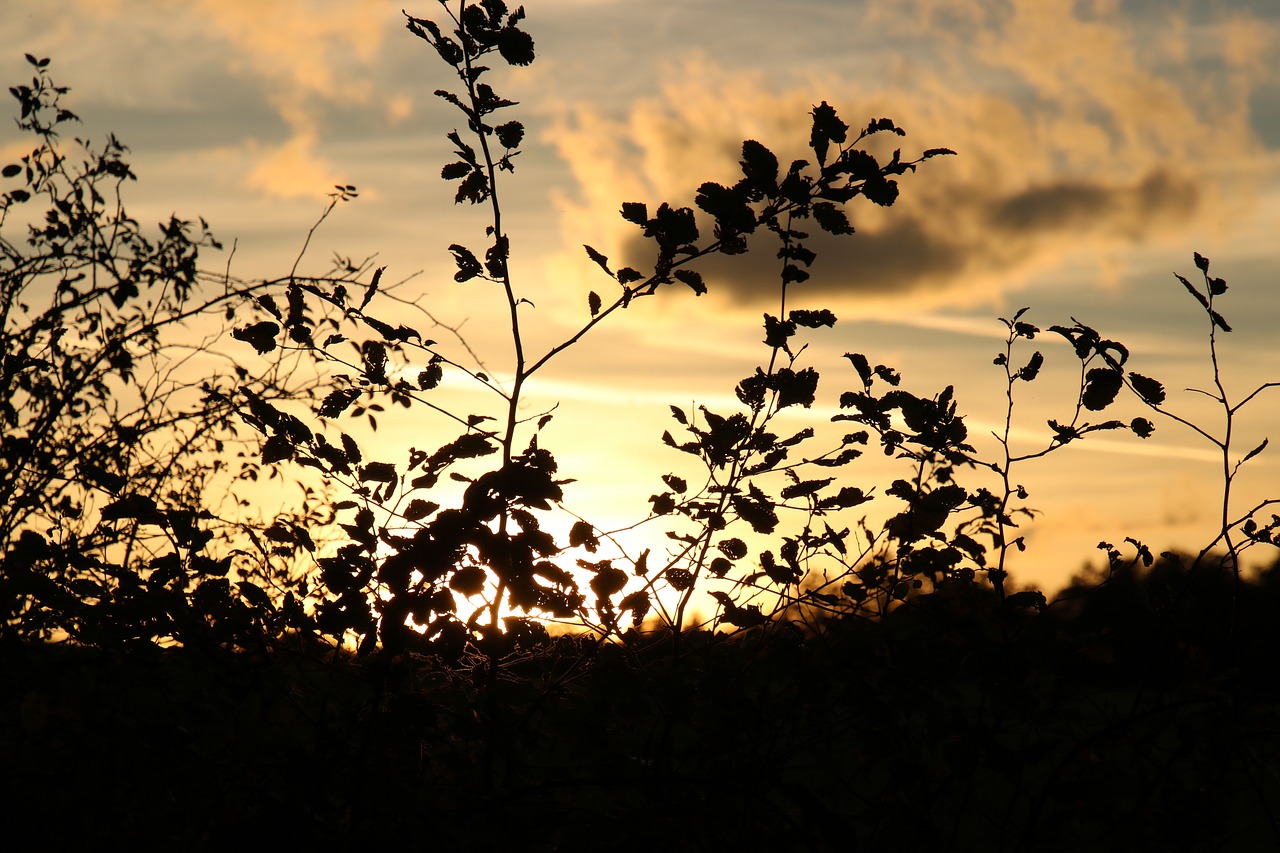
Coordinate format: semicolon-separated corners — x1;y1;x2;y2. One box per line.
6;0;1280;596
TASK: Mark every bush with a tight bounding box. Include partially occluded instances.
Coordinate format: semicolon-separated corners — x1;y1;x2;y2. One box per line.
0;54;336;650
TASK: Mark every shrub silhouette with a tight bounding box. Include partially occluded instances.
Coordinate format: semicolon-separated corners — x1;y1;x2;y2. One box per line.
0;55;340;650
3;4;1280;850
228;4;960;669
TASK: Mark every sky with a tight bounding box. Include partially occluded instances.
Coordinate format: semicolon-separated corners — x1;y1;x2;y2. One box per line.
5;0;1280;597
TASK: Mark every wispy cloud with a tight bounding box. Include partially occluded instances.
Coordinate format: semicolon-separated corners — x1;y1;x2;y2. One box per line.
191;0;391;199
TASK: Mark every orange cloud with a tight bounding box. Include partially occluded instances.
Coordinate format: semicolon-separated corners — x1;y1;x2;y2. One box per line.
195;0;390;199
242;131;336;201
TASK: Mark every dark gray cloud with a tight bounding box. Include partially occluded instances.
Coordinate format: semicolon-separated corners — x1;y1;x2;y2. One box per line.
617;216;967;302
988;171;1199;237
612;167;1201;306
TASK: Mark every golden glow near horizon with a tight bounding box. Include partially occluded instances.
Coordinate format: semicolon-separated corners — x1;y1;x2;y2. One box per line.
6;0;1280;606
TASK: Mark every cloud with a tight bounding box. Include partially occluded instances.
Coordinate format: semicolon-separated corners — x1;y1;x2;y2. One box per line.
192;0;392;199
195;0;386;104
242;131;337;200
543;0;1279;314
46;0;399;200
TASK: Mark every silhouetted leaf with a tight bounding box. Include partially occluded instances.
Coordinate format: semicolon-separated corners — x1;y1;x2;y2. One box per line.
496;120;524;149
590;564;627;597
361;461;396;482
584;244;611;275
232;321;280;354
451;566;487;596
77;462;125;495
674;269;706;295
732;484;778;534
588;291;602;317
763;315;796;349
1082;368;1123;410
760;550;800;585
1017;351;1044;381
778;427;814;448
862;175;899;206
620;201;647;225
661;474;687;494
695;181;755;235
252;294;281;321
448;244;483;281
665;568;696;589
648;491;675;516
361;341;389;385
646;203;699;250
717;538;748;560
1048;420;1080;443
812;201;854;235
485;236;509;279
418;361;443;390
846;352;874;387
497;26;535;65
740;139;778;194
837;148;880;181
361;266;384;310
404;499;438;521
319;389;360;418
261;434;294;464
1242;438;1269;465
790;308;836;328
781;478;833;500
1131;418;1155;438
773;366;819;408
1174;272;1209;309
865;117;906;137
618;590;650;624
569;520;599;551
1128;372;1165;405
778;161;811;203
455;170;489;204
474;83;516;114
441;161;471;180
810;101;848;164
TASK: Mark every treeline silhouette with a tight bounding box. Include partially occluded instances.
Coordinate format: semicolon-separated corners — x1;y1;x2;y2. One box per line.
4;553;1278;849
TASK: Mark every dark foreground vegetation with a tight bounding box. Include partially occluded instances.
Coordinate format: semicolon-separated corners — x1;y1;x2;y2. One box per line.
3;4;1279;850
5;556;1280;851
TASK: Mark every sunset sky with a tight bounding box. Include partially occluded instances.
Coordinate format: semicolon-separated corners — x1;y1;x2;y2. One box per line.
6;0;1280;596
